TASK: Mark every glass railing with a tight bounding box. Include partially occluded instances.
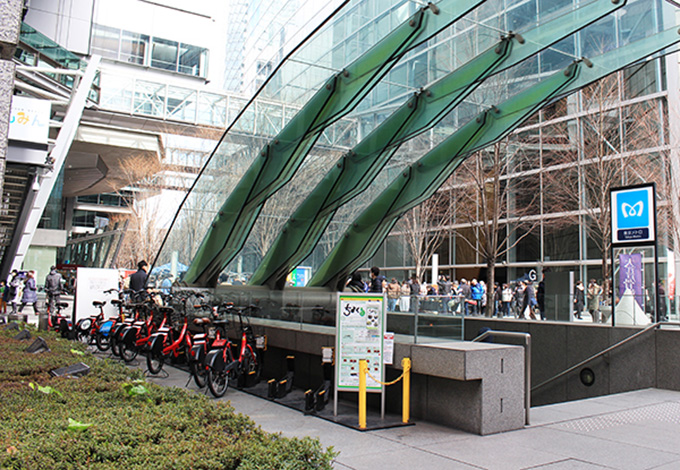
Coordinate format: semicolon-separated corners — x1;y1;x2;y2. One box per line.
19;22;85;70
17;22;100;102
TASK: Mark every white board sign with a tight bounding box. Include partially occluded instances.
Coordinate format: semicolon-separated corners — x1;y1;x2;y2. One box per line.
383;332;394;365
75;268;120;321
9;96;51;145
336;293;385;391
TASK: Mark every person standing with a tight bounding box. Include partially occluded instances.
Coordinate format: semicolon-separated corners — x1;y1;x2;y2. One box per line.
573;280;585;319
587;279;602;323
409;276;420;313
7;270;21;315
537;278;545;320
129;260;149;301
470;279;483;316
399;280;410;312
501;284;513;317
385;278;401;312
368;266;386;293
18;270;39;318
45;266;63;313
0;281;6;320
459;278;472;316
520;280;537;320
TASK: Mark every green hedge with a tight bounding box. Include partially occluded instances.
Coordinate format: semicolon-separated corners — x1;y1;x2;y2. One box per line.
0;327;336;469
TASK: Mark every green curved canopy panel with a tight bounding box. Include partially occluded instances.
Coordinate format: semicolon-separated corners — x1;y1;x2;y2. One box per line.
247;0;627;289
182;0;487;286
308;27;680;290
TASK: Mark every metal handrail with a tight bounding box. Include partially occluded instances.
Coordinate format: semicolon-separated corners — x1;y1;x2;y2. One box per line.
473;330;531;426
531;321;680;394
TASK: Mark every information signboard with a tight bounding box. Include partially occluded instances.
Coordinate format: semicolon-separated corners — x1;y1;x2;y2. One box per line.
75;268;120;321
611;184;656;244
336;293;385;391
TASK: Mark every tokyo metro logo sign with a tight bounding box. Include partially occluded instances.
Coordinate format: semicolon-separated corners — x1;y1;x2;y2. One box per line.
617;190;649;228
611;185;655;244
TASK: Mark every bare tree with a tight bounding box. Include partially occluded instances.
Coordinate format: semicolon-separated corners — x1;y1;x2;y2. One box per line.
542;72;667;287
108;155;165;268
398;188;454;283
451;140;540;316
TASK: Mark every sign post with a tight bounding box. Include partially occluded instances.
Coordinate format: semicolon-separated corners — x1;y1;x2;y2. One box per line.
610;183;658;325
334;293;386;418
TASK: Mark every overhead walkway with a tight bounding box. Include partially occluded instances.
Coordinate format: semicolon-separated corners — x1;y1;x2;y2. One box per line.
154;0;680;289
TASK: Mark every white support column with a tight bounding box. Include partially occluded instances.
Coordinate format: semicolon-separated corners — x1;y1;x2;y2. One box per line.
10;56;101;272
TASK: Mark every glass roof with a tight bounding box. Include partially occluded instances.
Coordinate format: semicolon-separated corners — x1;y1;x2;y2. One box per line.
153;0;677;288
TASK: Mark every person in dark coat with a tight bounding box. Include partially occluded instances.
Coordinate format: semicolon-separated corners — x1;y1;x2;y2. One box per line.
18;270;39;315
574;280;585;319
345;272;365;292
129;261;149;301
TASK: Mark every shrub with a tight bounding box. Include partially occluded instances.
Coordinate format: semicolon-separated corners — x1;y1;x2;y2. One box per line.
0;328;336;469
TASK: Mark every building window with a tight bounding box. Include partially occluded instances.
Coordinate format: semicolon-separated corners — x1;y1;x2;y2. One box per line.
121;30;148;65
151;38;179;71
91;24;207;77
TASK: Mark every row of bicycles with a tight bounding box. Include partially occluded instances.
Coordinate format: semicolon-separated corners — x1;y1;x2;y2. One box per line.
47;289;263;398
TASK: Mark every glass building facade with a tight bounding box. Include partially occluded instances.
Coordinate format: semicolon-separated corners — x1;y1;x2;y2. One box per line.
155;0;679;318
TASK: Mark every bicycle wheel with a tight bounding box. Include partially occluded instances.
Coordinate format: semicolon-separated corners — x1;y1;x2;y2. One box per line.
146;350;165;374
207;368;229;398
96;332;111;351
110;334;120;356
120;340;138;362
75;329;91;345
186;345;207;388
242;349;262;385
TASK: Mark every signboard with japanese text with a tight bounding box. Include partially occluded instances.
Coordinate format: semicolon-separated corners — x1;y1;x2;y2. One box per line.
336;293;385;391
611;184;656;244
9;96;51;145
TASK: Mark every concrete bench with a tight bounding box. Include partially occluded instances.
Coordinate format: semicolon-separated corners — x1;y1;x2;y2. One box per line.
392;341;525;435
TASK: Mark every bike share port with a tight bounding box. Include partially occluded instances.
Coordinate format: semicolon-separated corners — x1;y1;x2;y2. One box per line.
237;352;414;431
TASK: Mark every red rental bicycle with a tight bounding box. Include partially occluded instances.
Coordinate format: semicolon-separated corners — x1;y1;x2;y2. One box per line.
204;304;262;398
119;302;167;362
146;307;190;374
186;301;231;388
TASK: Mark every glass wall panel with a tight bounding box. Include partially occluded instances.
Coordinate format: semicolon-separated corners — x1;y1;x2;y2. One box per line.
539;36;575;74
543;165;579;212
508;173;540;217
544;221;579;261
580;16;616;58
151;38;179;72
455;227;477;265
166;86;197;122
91;24;120;60
120;31;148;65
513;225;540;262
178;43;206;76
623;61;659;99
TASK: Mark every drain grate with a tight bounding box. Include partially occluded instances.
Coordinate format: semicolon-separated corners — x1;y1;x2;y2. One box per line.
555;402;680;432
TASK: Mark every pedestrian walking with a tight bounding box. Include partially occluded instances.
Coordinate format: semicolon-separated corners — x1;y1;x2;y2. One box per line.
18;270;40;317
45;266;63;313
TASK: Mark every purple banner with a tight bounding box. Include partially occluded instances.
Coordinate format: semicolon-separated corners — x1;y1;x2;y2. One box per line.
619;253;643;309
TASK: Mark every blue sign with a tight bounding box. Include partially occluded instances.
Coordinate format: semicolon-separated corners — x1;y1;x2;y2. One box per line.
616;189;649;229
611;185;655;244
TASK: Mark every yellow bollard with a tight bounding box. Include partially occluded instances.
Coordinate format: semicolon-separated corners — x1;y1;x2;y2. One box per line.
359;359;367;430
402;357;411;424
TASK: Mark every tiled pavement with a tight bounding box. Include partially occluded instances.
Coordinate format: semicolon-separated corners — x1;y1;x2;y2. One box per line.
138;360;680;470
